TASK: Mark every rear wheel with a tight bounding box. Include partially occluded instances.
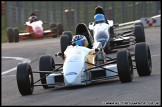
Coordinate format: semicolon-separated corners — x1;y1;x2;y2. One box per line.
110;26;114;36
135;22;144;28
134;24;145;43
17;63;34;96
117;50;133;83
7;27;14;43
57;23;64;36
13;27;19;42
50;22;57;37
104;42;110;54
135;42;152;76
60;35;70;59
39;55;55;89
62;31;72;43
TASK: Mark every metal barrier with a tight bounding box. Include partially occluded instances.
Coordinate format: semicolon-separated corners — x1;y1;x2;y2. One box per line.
140;15;161;27
114;14;161;33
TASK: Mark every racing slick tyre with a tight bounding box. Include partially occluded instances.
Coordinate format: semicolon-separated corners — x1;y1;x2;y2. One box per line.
7;27;14;43
13;27;19;42
60;35;70;59
62;31;72;43
57;23;64;36
135;42;152;76
39;55;55;89
110;26;114;36
135;22;144;28
104;42;110;54
134;24;145;43
50;22;57;38
16;63;34;96
117;50;133;83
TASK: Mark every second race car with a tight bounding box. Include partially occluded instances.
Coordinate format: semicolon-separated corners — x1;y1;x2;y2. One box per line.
6;16;64;43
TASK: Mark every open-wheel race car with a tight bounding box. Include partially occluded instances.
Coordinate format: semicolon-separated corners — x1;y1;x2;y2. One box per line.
16;21;152;96
88;6;145;54
6;16;64;43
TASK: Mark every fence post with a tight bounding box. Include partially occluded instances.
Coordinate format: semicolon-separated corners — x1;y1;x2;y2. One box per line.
77;1;80;24
5;1;9;27
84;2;88;26
112;2;114;22
61;1;64;24
133;1;136;21
46;2;48;25
31;1;34;12
53;2;55;22
122;2;125;22
38;1;41;19
143;2;147;17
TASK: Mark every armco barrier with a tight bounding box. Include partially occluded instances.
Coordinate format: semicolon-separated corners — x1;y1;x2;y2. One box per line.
114;14;161;33
140;15;161;27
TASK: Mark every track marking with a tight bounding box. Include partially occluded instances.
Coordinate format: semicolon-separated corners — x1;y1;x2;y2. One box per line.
2;75;16;77
151;54;160;57
1;54;160;76
1;56;31;75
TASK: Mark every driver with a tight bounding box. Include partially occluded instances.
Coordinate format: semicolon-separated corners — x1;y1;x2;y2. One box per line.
72;35;89;48
94;13;106;24
28;16;39;23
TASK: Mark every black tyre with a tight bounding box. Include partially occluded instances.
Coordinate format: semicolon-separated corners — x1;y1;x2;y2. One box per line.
57;23;64;36
104;42;110;54
134;24;145;43
135;42;152;76
135;22;144;28
50;22;57;37
39;55;55;89
16;63;34;96
117;50;133;83
62;31;72;43
7;27;14;43
110;26;114;36
60;35;70;59
13;27;19;42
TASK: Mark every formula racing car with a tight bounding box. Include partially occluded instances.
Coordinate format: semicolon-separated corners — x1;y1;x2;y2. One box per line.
6;16;64;43
88;6;145;54
16;24;152;96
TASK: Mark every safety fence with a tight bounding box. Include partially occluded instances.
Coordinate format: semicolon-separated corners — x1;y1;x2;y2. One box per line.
4;1;161;31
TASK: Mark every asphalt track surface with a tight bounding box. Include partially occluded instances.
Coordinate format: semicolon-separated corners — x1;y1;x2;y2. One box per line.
1;27;161;106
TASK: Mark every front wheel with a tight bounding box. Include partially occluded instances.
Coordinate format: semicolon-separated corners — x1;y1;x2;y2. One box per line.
16;63;34;96
39;55;55;89
62;31;72;43
60;35;70;59
117;50;133;83
134;24;145;43
135;42;152;76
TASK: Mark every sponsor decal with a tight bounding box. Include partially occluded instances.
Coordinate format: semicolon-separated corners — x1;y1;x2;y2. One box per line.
65;72;77;76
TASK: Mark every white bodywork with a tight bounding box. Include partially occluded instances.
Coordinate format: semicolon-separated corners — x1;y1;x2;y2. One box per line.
89;20;114;48
46;42;118;87
89;20;114;30
93;23;111;43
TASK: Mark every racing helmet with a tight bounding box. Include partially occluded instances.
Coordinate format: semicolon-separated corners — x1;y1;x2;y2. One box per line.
94;14;106;23
29;16;38;23
72;35;88;47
